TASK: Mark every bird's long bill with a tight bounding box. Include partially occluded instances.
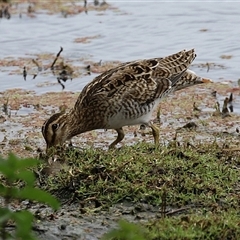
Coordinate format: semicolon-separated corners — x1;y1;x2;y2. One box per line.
46;144;53;154
46;144;60;155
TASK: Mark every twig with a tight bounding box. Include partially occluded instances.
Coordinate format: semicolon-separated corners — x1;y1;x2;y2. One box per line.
57;77;65;90
206;62;210;72
32;59;41;71
31;59;42;79
193;102;201;112
84;0;88;14
23;66;27;81
166;206;191;216
5;224;46;233
161;188;167;218
222;97;230;118
228;93;233;112
32;74;37;80
51;47;63;70
222;148;240;152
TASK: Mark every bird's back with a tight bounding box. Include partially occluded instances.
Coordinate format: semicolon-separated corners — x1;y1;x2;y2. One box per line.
74;49;197;128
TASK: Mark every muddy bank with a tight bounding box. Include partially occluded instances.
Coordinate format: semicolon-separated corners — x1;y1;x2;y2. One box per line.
0;81;239;158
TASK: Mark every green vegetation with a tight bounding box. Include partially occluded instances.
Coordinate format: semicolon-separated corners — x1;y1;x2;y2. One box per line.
102;220;146;240
41;143;239;208
39;142;239;239
102;211;240;240
1;141;238;239
0;153;59;240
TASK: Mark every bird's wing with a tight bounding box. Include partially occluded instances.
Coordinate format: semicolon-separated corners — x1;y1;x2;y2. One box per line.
76;49;196;108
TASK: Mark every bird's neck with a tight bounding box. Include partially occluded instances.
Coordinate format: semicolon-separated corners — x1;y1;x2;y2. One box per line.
66;107;101;139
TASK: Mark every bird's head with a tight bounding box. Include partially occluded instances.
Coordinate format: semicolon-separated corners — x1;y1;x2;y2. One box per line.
41;112;70;151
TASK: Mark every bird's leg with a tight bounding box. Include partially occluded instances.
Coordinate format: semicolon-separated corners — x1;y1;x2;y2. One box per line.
109;127;125;149
149;122;160;146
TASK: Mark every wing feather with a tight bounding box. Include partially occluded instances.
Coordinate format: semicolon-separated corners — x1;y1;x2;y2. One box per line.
75;49;196;108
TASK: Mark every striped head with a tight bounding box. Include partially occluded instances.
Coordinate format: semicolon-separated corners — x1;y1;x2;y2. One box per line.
42;112;70;150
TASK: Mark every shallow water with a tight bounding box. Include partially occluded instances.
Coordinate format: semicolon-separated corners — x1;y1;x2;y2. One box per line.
1;1;240;94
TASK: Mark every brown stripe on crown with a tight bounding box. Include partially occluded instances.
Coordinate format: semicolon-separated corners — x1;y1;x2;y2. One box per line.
42;112;64;137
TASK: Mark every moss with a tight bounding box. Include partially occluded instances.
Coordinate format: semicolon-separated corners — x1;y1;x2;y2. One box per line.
38;142;239;213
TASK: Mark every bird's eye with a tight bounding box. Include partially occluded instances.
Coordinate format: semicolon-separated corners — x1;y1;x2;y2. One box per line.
52;123;59;131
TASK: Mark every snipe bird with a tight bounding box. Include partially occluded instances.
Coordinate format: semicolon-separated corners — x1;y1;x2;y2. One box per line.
42;49;211;150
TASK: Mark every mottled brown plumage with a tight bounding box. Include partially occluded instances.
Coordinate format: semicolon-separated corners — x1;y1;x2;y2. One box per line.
42;49;211;150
